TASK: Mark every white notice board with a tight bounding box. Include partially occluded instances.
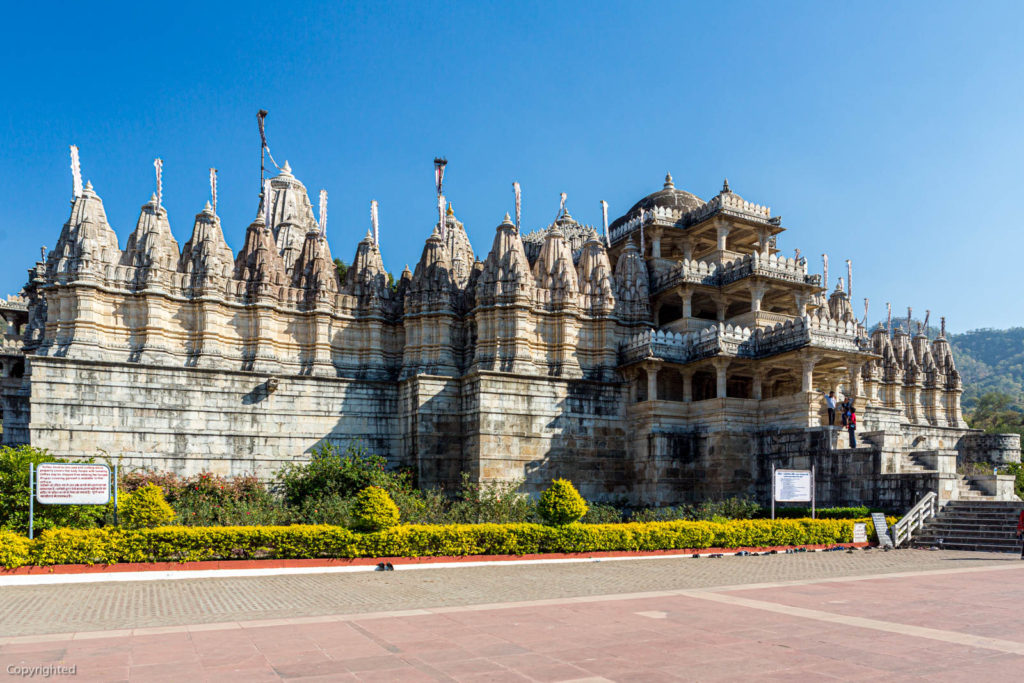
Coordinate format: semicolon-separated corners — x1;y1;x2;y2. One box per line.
36;463;111;505
773;469;812;502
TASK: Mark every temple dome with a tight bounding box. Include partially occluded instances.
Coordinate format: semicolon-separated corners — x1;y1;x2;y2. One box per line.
610;173;703;230
626;173;703;215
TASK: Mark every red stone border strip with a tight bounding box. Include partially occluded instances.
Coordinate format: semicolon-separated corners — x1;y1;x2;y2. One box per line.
1;542;870;576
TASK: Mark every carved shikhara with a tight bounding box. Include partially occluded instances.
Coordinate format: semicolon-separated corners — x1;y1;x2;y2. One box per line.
3;163;1012;508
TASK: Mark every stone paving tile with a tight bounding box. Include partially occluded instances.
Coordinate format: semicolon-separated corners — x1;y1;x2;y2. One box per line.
0;552;1023;680
0;549;1014;637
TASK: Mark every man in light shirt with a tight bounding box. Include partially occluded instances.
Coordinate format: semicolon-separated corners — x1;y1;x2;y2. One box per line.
822;391;838;426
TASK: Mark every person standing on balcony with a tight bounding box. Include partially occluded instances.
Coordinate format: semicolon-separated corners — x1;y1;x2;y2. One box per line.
847;405;857;448
821;390;837;425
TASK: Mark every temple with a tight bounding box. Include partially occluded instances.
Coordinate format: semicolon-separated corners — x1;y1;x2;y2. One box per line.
1;156;1019;508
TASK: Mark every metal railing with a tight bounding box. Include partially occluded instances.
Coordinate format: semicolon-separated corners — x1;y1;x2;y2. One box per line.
892;491;938;547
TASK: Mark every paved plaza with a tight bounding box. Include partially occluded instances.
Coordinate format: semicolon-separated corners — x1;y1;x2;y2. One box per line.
2;550;1024;680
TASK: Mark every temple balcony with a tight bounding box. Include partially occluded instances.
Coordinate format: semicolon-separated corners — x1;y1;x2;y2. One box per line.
619;315;870;368
649;250;813;296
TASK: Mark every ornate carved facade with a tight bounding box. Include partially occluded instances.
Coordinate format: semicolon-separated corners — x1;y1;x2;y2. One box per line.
1;162;1017;506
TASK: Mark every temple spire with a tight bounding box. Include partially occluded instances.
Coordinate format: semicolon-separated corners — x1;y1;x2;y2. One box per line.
664;172;674;189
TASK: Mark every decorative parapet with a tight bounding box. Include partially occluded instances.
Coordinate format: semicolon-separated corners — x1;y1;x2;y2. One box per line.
649;258;719;291
619;315;865;366
0;295;28;312
650;251;809;294
609;192;773;245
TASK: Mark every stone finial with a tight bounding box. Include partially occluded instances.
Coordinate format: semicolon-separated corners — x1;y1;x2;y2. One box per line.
84;180;94;193
722;178;731;193
149;193;158;206
502;212;513;225
40;246;47;261
446;203;454;217
203;201;213;213
664;172;674;189
281;160;292;175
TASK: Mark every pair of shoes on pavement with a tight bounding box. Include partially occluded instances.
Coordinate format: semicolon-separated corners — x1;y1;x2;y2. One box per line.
375;562;395;571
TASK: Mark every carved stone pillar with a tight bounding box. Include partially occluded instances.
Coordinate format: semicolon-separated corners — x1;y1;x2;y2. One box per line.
794;292;809;317
848;362;864;405
682;238;694;262
712;357;730;398
800;352;821;394
678;286;693;319
757;228;771;257
752;368;765;400
682;368;693;402
651;228;663;259
748;281;768;313
715;295;727;322
645;362;659;402
716;222;730;251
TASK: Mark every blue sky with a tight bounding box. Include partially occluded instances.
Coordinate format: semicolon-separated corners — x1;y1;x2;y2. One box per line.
2;1;1022;332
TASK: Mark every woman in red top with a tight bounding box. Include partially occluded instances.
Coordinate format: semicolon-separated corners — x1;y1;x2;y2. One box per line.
1017;509;1024;559
847;406;857;448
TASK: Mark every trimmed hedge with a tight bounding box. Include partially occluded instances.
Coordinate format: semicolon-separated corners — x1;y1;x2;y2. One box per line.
0;517;892;570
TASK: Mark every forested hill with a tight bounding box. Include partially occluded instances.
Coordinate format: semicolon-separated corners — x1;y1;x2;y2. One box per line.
949;328;1024;410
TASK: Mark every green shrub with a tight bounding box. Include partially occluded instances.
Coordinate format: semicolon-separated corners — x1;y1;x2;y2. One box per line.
276;442;411;507
0;517;894;569
298;494;355;526
581;502;624;524
771;506;895;519
392;487;450;525
0;529;30;568
352;487;400;532
120;484;176;529
447;475;535;524
0;446;106;533
538;479;588;526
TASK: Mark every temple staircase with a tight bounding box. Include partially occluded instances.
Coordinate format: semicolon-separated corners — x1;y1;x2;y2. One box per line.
911;500;1024;553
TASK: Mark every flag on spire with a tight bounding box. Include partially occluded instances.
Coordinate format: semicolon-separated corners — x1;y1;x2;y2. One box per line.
559;192;567;218
600;200;609;248
263;179;271;228
846;259;852;297
822;254;829;290
513;182;521;233
371;200;379;247
210;168;218;213
70;145;82;199
437;194;446;240
154;158;163;208
318;190;328;237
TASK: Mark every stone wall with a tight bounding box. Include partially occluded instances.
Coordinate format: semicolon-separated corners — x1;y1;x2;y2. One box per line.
19;357;401;477
463;372;630;501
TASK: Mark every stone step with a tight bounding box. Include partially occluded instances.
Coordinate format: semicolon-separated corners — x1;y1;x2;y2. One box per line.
945;501;1024;509
913;541;1022;553
917;530;1019;541
926;516;1020;524
925;524;1019;532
